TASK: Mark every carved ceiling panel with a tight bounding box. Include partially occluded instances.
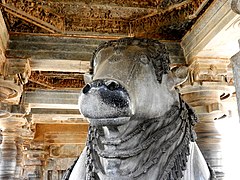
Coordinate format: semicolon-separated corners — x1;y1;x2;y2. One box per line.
25;71;85;91
2;11;49;33
1;0;214;40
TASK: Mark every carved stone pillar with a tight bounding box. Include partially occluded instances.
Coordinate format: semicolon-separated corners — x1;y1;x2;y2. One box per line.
1;8;30;105
0;104;27;179
180;57;235;120
22;148;45;179
0;58;31;104
0;129;18;179
20;120;44;180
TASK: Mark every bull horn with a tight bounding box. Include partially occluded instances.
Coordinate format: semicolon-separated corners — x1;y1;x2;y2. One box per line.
171;66;189;85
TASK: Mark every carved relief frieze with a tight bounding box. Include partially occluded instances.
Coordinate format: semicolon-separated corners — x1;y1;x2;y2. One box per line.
65;16;129;34
130;0;210;38
48;2;154;20
188;62;228;85
179;58;232;86
49;144;85;158
84;0;159;8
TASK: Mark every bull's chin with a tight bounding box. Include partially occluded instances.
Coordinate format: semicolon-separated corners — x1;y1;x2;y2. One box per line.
88;116;131;126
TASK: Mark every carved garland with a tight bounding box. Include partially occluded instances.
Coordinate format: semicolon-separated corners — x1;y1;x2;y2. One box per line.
84;99;198;179
62;98;216;179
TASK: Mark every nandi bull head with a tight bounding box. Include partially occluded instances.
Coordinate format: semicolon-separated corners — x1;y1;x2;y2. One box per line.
63;38;214;180
80;38;188;126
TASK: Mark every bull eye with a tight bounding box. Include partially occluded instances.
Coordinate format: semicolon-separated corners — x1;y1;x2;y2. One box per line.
139;54;149;65
105;80;119;91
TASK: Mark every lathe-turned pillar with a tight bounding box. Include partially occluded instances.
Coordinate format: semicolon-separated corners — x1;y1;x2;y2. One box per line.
0;103;27;179
0;129;18;179
180;57;235;121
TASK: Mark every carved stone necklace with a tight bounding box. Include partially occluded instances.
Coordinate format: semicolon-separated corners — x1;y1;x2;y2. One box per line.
84;98;198;180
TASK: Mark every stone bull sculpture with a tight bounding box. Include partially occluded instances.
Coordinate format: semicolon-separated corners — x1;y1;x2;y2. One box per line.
63;38;215;180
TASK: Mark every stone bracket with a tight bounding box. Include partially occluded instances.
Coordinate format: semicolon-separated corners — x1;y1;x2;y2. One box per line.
3;58;31;83
0;58;31;103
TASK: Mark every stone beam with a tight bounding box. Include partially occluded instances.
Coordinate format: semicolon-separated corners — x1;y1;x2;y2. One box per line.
23;90;80;110
30;59;90;73
7;34;186;73
181;0;240;63
30;108;87;124
6;34;103;73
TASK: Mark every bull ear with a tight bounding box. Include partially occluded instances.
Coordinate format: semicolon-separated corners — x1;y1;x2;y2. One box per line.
83;73;93;84
171;66;189;86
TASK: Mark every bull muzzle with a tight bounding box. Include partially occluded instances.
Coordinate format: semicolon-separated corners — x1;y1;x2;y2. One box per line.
79;79;133;126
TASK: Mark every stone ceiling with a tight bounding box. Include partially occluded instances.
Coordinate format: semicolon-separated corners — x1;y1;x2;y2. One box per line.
0;0;216;92
1;0;213;39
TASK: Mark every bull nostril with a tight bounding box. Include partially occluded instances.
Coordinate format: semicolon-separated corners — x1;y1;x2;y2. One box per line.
82;84;91;94
97;81;102;87
106;80;119;91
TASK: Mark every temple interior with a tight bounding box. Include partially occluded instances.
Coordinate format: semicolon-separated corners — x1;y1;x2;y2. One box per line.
1;0;240;179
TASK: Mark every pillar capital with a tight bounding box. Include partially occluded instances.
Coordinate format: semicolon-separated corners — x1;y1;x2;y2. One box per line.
179;56;236;120
0;58;31;104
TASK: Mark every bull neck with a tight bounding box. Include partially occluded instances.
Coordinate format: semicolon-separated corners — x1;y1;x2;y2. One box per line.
85;99;198;179
100;102;181;145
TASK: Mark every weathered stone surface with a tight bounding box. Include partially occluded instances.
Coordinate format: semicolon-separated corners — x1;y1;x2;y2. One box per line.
181;0;240;62
180;57;235;120
68;38;212;180
23;90;80;109
2;0;214;39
